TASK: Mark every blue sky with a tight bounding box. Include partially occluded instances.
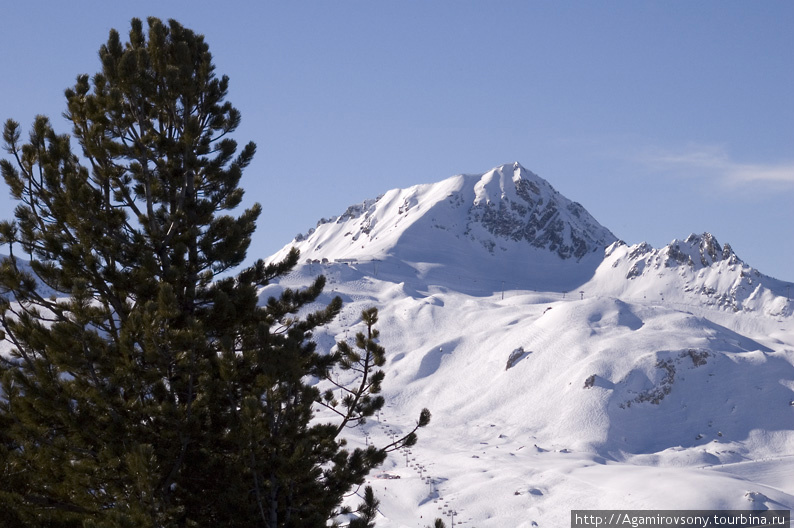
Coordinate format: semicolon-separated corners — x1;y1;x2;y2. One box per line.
2;2;793;281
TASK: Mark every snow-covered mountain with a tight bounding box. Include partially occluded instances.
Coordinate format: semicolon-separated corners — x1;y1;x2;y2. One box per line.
264;163;794;526
270;163;617;293
272;162;790;317
588;234;792;317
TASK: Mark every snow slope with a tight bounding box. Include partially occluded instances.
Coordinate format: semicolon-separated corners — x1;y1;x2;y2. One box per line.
268;262;794;527
264;163;794;526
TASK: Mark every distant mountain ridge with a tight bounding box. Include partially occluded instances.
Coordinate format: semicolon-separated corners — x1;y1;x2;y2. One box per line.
592;233;792;317
271;162;791;315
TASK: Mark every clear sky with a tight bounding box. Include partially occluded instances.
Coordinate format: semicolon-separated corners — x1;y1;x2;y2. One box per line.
2;2;792;281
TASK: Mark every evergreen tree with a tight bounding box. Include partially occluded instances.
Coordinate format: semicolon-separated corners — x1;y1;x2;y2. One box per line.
0;17;427;527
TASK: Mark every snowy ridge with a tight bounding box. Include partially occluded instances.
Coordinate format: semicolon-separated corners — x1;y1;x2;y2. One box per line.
273;163;790;315
589;234;792;317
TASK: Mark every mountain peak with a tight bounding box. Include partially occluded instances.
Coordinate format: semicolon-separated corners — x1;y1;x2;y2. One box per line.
277;163;615;261
598;233;790;316
268;163;617;292
681;232;738;266
466;163;616;260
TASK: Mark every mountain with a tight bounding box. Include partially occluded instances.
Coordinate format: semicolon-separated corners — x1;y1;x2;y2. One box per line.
264;163;794;526
271;162;790;316
587;233;792;317
270;162;617;293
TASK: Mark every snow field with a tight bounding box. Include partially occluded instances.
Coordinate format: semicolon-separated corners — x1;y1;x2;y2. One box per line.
277;258;794;526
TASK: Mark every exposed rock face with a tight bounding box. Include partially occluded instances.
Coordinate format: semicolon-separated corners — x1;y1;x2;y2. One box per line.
618;232;743;279
662;233;739;269
465;163;616;260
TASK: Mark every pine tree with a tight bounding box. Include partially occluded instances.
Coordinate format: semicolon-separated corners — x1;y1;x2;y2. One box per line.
0;17;427;527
